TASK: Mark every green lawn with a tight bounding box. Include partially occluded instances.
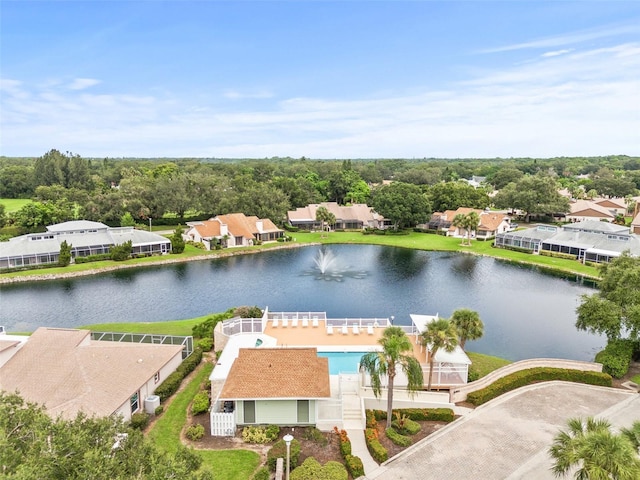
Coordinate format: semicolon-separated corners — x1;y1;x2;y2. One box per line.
83;314;213;337
0;198;32;213
632;374;640;385
467;351;512;378
147;360;260;479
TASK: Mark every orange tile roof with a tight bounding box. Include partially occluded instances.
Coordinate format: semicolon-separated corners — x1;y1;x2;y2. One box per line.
479;213;508;232
193;220;222;238
219;348;330;399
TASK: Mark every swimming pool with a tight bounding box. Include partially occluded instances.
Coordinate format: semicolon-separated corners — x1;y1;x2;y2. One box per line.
318;351;367;375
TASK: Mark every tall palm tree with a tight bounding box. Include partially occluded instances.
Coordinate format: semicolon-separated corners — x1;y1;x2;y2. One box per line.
450;308;484;350
315;206;336;238
549;417;640;479
360;326;423;424
452;211;480;246
420;318;459;391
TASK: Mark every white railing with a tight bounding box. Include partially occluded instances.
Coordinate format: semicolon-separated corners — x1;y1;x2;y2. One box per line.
423;364;469;387
325;318;390;328
221;317;264;336
267;312;327;321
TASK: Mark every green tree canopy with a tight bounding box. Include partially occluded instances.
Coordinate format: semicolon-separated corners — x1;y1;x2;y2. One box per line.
0;391;207;479
427;181;490;212
370;182;430;230
493;172;570;221
360;326;423;423
576;252;640;341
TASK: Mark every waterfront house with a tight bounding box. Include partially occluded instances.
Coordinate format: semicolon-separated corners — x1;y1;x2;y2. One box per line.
0;220;171;269
287;202;388;231
184;213;284;250
0;327;186;421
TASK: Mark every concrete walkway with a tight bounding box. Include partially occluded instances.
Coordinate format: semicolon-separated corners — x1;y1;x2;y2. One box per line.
365;382;639;480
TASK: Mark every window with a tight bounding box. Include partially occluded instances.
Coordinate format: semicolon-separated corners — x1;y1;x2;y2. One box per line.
154;371;160;384
130;391;139;413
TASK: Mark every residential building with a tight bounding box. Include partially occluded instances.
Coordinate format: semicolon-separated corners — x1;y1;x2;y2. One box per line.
0;220;171;269
0;327;185;421
428;207;511;239
495;220;640;263
184;213;284;250
287;202;388;230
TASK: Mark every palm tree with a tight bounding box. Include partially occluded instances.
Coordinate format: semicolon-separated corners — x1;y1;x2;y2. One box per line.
452;211;480;246
360;326;423;424
549;417;640;479
450;308;484;350
315;206;336;238
420;318;459;391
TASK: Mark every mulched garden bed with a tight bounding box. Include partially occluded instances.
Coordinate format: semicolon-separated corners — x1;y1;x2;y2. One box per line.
375;419;451;459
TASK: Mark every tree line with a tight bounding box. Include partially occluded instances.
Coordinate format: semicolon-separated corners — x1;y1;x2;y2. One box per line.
0;150;638;234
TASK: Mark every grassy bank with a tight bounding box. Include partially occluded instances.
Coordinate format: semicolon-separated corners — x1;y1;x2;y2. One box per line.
1;229;600;281
467;352;512;378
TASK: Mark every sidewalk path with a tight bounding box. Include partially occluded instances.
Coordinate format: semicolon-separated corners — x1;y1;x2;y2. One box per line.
365;382;638;480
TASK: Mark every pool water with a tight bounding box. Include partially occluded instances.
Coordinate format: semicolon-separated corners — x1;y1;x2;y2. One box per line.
318;351;367;374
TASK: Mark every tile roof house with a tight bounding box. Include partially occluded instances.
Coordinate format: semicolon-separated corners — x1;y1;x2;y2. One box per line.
0;220;171;269
0;328;184;420
566;200;617;223
184;213;284;250
428;208;510;239
217;347;330;427
287;202;388;230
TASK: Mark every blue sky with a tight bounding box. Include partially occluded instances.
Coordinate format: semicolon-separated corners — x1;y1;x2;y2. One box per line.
1;1;639;159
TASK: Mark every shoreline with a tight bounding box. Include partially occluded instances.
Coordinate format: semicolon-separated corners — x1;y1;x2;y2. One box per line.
0;239;600;285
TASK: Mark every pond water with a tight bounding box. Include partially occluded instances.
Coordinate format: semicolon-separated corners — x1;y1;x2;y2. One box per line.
0;245;603;362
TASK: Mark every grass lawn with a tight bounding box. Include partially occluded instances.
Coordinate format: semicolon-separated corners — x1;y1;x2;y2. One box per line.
0;198;32;213
147;360;260;479
467;351;512;378
632;374;640;385
83;314;213;336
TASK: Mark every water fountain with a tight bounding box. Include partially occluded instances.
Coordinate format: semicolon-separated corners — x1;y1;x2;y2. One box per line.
303;248;367;281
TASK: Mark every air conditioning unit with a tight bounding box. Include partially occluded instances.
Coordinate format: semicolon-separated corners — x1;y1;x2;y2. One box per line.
144;395;160;414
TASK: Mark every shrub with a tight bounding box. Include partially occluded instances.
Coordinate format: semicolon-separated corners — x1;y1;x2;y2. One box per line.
466;368;612;405
191;310;235;339
110;240;132;261
365;409;378;429
365;428;388;463
333;427;352;456
290;457;347;480
177;347;203;376
242;425;280;444
267;438;301;471
175;445;203;472
344;454;365;479
129;412;150;430
185;424;205;441
196;337;213;352
154;371;183;401
251;467;270;480
385;427;412;447
191;391;210;415
392;416;421;436
154;405;164;416
595;339;636;378
302;427;328;446
370;408;455;423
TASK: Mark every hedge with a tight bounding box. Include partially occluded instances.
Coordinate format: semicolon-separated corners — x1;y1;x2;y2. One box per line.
385;428;412;447
154;348;204;401
290;458;347;480
595;339;637;378
466;367;613;405
370;408;455;423
191;391;210;415
391;417;421;436
344;454;365;479
250;467;270;480
267;438;301;471
365;428;388;463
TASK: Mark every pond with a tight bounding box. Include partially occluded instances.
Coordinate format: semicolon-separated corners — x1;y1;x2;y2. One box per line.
0;245;603;362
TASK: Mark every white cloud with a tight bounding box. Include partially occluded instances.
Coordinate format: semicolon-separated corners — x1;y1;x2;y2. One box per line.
1;40;639;158
223;89;274;100
68;78;101;90
542;49;573;58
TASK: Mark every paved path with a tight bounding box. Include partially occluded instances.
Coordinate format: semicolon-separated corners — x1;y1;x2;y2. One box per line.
365;382;639;480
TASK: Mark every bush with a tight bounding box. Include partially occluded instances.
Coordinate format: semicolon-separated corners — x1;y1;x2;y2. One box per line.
191;391;210;415
154;405;164;416
385;427;412;447
196;337;213;352
191;310;235;339
129;412;150;430
365;428;387;463
595;339;636;378
290;457;348;480
185;424;205;441
344;454;365;479
267;438;301;471
74;253;111;264
154;348;204;401
251;466;271;480
392;417;421;436
177;347;203;376
242;425;280;444
175;445;203;472
466;368;613;405
539;250;578;260
365;409;378;429
302;427;328;446
370;408;455;423
110;240;132;261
